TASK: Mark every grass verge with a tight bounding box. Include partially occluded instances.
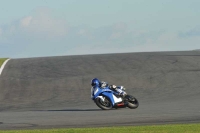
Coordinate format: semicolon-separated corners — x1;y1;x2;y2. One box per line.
0;123;200;133
0;58;8;67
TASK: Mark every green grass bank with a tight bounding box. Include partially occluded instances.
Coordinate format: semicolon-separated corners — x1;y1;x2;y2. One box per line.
0;58;8;67
1;123;200;133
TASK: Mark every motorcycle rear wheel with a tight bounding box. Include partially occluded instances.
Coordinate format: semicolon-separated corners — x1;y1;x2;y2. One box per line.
95;96;112;110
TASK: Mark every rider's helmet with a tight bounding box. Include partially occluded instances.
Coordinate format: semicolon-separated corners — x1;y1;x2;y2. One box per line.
91;78;100;87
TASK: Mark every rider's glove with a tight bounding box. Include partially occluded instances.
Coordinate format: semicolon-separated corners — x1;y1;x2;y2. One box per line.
109;85;117;90
101;81;108;88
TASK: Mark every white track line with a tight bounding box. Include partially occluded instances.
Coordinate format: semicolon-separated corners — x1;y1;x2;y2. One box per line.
0;59;10;76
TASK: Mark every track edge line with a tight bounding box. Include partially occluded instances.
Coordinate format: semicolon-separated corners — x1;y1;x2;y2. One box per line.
0;59;11;76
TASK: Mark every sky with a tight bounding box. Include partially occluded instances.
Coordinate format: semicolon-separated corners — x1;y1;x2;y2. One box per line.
0;0;200;58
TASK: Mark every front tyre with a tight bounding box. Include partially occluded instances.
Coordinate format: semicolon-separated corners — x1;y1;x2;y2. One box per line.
95;96;112;110
125;95;139;109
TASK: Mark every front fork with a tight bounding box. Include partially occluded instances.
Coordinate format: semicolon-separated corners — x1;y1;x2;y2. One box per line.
95;96;105;102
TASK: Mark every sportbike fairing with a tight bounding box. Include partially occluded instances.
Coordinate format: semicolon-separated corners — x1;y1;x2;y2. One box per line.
91;87;123;106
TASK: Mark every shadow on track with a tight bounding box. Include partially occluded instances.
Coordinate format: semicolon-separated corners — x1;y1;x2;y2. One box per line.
32;109;104;112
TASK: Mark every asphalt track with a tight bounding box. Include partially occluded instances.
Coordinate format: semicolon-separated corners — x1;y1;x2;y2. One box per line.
0;51;200;130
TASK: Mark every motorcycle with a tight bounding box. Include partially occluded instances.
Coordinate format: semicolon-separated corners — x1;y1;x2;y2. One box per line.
91;86;139;110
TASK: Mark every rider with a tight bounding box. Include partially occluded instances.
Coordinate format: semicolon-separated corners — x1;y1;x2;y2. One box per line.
91;78;126;99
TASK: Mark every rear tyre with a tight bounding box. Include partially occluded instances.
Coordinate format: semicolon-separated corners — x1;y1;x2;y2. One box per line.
95;96;112;110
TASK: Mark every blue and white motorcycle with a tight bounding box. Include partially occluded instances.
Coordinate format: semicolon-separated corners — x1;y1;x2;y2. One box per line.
91;86;139;110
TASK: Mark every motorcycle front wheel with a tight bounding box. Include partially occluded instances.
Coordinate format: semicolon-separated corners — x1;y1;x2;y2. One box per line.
95;96;112;110
125;95;139;109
